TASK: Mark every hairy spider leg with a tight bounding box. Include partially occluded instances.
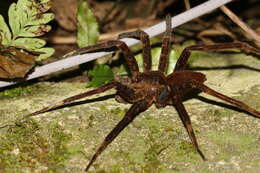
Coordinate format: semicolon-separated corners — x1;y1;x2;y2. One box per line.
118;30;152;72
158;15;172;73
174;42;260;71
73;40;139;75
85;100;152;172
27;82;118;117
174;100;206;160
188;81;260;118
170;84;206;160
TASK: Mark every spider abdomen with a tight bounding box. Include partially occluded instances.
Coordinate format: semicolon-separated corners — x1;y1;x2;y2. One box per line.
167;70;206;85
167;70;206;99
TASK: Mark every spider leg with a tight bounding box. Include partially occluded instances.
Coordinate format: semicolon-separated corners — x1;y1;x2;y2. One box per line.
174;42;260;71
85;100;151;172
74;40;139;75
118;30;152;72
173;93;206;160
158;15;172;73
188;81;260;118
27;82;118;117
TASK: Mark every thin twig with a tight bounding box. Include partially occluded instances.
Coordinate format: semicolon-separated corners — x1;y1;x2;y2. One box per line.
220;5;260;42
184;0;191;10
0;0;233;88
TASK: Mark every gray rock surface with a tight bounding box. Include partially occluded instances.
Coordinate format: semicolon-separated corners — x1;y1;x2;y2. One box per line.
0;51;259;173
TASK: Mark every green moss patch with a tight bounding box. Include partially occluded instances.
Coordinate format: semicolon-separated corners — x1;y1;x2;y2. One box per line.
0;85;34;98
0;119;73;172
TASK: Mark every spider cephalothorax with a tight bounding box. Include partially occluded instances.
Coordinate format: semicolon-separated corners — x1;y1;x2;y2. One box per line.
24;16;259;172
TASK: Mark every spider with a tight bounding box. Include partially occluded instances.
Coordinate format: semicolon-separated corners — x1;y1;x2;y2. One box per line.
25;16;260;172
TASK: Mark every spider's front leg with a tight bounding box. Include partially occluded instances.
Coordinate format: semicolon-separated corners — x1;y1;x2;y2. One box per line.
174;42;260;71
171;86;206;160
85;99;152;172
71;40;140;75
119;30;152;72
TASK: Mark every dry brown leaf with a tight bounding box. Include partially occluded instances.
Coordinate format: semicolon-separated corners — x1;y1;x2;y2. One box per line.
0;45;36;79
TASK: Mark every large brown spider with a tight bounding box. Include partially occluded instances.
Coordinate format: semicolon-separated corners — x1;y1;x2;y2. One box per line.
26;16;259;172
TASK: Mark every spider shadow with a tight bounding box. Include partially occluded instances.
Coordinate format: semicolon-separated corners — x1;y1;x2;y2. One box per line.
43;94;116;114
183;91;258;118
196;95;259;118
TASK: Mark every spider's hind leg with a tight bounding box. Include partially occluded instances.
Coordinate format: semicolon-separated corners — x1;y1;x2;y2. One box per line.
188;81;260;118
119;30;152;72
174;42;260;72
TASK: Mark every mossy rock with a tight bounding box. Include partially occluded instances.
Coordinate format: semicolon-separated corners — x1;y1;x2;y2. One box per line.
0;51;259;173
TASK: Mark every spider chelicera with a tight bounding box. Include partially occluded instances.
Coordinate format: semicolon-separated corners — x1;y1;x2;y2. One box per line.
26;16;260;172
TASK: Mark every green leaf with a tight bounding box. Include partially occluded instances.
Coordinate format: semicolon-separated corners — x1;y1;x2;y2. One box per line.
19;25;52;37
77;0;99;48
35;47;55;61
16;0;30;30
167;48;179;74
26;13;54;26
87;64;114;88
1;0;55;60
12;38;46;50
40;0;51;4
0;15;11;45
8;3;20;38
